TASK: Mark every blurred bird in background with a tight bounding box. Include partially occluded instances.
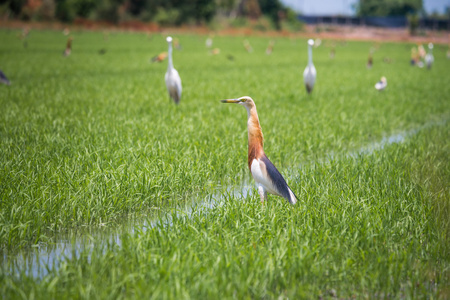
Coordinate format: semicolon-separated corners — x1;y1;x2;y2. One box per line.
303;39;316;94
63;37;73;57
243;39;253;53
210;48;220;55
329;45;335;59
151;52;167;63
165;36;182;104
411;47;418;66
174;37;182;50
367;48;374;69
19;27;30;48
266;40;275;55
375;76;387;91
425;43;434;69
206;37;213;48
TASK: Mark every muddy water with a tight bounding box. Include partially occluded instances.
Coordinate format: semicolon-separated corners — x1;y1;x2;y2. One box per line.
1;119;447;279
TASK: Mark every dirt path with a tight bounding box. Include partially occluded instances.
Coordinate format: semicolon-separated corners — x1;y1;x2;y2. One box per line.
1;19;449;44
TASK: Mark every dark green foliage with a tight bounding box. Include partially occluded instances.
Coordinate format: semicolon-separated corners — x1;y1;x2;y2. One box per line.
258;0;283;29
71;0;97;18
0;0;27;17
4;0;290;28
55;0;74;22
358;0;423;16
95;0;124;23
407;13;419;35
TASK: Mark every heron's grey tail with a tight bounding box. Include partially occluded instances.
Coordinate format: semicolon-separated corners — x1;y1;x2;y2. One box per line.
169;90;180;104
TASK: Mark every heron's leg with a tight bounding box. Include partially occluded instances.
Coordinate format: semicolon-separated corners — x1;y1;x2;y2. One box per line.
257;184;267;203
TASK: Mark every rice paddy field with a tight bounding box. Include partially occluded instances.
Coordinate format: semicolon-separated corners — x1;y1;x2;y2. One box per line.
0;28;449;298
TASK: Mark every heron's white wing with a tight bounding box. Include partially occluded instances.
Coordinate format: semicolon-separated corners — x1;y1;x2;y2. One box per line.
375;81;386;90
165;68;182;101
251;158;280;196
303;64;316;87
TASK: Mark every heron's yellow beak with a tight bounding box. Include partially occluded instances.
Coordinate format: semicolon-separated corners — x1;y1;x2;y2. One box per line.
221;99;242;104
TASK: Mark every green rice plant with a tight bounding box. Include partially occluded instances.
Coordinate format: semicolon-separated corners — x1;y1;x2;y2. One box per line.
1;122;448;298
0;29;448;298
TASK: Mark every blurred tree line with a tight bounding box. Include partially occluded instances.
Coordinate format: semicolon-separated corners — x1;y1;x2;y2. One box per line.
356;0;423;16
0;0;300;30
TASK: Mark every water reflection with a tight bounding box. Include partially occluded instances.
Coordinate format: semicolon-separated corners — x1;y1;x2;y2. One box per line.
2;181;255;279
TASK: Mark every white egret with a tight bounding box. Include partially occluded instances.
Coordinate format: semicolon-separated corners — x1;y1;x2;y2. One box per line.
375;76;387;91
314;38;322;48
165;36;182;104
221;96;297;205
425;43;434;69
303;39;316;94
206;37;213;48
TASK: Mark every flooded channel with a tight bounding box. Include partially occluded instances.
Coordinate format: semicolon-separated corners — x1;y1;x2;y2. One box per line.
1;119;447;279
1;181;255;279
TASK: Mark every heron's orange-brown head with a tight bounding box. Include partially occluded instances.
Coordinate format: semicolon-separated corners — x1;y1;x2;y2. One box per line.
220;96;255;110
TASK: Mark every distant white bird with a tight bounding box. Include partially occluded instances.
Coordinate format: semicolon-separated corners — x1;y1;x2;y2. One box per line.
206;37;213;48
314;38;322;48
425;43;434;69
303;39;316;94
165;36;182;104
375;76;387;91
0;70;11;85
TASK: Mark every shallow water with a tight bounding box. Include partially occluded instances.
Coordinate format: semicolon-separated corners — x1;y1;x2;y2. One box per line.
1;119;447;279
1;181;255;279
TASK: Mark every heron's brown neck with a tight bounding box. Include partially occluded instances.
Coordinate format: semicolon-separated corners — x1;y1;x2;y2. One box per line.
246;106;264;170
